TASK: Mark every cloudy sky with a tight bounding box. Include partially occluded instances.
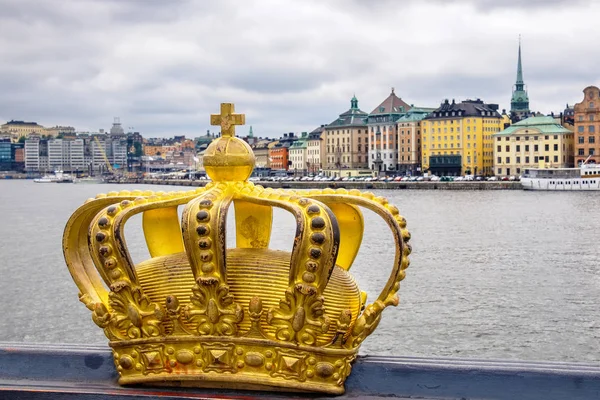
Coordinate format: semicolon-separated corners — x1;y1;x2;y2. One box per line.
0;0;597;138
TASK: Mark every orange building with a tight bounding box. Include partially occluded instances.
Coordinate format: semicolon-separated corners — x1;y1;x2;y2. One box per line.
144;145;177;157
268;143;289;171
573;86;600;165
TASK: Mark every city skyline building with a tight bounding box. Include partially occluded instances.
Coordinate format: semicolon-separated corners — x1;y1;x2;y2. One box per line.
367;89;411;173
573;85;600;165
324;95;369;175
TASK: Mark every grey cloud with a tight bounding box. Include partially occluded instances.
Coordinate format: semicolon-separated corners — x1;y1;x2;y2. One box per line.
0;0;598;137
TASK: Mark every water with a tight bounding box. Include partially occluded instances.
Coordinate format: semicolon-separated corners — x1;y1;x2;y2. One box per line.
1;180;599;363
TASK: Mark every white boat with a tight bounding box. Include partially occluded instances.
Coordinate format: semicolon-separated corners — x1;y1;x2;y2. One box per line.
33;171;74;184
74;176;105;184
521;161;600;191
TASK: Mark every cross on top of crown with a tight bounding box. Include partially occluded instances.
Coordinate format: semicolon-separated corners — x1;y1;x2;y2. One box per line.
210;103;245;137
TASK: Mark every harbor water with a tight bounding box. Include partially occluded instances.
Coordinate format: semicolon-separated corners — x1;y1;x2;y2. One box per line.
0;180;599;363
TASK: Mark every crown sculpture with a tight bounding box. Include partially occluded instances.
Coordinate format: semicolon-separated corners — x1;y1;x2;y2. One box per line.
63;103;412;395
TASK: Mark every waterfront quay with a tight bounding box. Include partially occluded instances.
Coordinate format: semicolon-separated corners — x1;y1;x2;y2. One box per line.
142;178;521;190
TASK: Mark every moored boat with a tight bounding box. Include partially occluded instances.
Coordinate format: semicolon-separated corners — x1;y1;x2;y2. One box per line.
73;176;104;184
521;162;600;191
33;171;74;183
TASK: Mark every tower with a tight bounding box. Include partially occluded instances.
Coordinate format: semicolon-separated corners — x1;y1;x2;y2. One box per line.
510;37;530;120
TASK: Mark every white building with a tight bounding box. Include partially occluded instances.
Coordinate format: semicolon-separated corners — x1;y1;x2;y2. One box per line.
367;89;411;174
47;139;85;171
306;126;324;174
24;138;40;172
289;132;308;173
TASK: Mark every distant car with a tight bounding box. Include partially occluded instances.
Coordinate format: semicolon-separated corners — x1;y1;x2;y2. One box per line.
454;176;464;181
487;176;498;181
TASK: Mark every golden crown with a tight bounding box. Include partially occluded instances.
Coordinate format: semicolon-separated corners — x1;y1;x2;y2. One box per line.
63;103;412;395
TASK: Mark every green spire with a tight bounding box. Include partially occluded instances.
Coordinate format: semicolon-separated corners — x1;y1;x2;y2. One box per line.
351;94;358;109
511;36;529;116
248;125;253;137
516;36;524;86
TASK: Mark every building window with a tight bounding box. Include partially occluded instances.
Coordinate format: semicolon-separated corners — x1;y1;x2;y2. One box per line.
525;145;529;151
505;157;510;163
545;144;549;151
579;149;585;156
516;156;521;163
554;144;558;151
516;145;520;152
534;156;539;162
505;145;510;152
590;136;596;144
590;115;595;121
497;168;501;174
590;126;596;133
554;155;558;162
579;116;584;122
579;126;584;133
525;156;530;163
534;145;539;152
579;136;585;144
497;145;501;152
497;157;501;164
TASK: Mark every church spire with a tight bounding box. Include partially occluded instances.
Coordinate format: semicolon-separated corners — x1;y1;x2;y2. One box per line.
510;35;530;119
516;35;524;87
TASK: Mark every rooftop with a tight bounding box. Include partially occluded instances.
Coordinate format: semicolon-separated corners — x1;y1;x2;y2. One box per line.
494;116;573;136
327;96;368;128
369;88;411;115
424;99;502;120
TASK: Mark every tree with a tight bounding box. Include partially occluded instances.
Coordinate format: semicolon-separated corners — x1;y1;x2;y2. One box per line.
18;136;26;143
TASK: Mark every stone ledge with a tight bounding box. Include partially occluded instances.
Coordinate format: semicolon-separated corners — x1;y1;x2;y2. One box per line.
1;343;599;399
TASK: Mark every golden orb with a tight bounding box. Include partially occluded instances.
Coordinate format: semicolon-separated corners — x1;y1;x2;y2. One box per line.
203;136;255;182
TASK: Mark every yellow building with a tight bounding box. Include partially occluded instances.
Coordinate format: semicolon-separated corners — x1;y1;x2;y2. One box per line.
421;99;504;176
493;116;574;177
0;121;76;142
1;120;45;141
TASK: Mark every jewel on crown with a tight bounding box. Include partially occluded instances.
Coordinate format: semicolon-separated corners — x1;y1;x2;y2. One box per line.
63;103;412;395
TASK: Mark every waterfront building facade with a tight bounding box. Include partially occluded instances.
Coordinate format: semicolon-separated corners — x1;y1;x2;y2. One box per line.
573;85;600;165
307;125;325;175
324;96;368;176
24;137;48;172
269;143;288;171
510;41;530;122
0;138;11;171
289;132;308;173
421;99;503;176
493;116;574;177
367;89;411;174
47;138;85;172
250;139;273;169
396;108;434;175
